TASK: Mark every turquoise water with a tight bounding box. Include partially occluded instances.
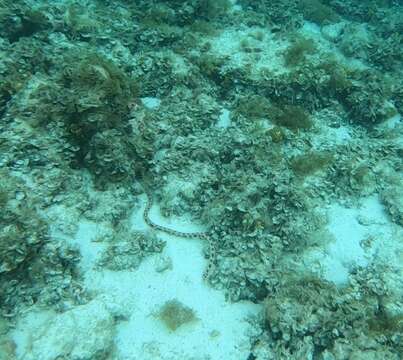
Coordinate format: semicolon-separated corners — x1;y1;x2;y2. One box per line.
0;1;402;359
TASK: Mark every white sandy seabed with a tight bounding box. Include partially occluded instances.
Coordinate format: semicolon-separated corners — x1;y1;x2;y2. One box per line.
10;188;401;360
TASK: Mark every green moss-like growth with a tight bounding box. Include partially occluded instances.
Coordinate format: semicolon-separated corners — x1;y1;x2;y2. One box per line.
0;188;9;208
139;18;183;46
291;151;333;176
155;300;198;331
197;54;226;80
189;20;217;35
270;104;312;131
351;164;371;185
60;51;139;162
143;0;230;26
11;47;140;186
299;0;340;25
235;95;271;119
140;4;175;25
283;37;316;67
267;126;285;143
195;0;231;20
64;3;100;37
0;2;49;42
65;52;138;113
368;313;403;335
318;58;353;94
342;72;397;125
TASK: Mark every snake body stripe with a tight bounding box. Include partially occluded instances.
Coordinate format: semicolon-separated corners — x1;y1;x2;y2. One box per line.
142;190;216;281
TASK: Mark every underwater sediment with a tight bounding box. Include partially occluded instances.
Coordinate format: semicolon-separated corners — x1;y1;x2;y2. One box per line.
0;0;402;359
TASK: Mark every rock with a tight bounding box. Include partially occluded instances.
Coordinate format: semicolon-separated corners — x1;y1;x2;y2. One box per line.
154;254;173;273
23;299;115;360
0;338;16;360
321;22;345;42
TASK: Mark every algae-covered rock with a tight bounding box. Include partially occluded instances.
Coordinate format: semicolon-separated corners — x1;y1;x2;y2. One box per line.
0;316;16;360
257;274;402;359
0;169;82;316
98;227;165;271
381;184;403;225
0;170;47;275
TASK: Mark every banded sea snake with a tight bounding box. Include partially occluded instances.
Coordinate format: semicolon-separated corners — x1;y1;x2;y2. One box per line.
142;189;216;282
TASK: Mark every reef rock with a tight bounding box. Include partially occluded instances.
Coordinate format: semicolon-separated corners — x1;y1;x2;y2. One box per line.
23;299;115;360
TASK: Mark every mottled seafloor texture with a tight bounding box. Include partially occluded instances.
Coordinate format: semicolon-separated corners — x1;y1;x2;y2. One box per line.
0;0;402;359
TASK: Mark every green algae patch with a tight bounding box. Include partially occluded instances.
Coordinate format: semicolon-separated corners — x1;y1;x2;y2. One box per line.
291;151;333;176
283;37;316;67
155;300;198;332
270;105;312;131
299;0;340;25
235;95;271;119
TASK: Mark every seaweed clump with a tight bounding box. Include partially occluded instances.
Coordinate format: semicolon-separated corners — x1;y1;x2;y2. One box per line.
291;151;333;176
267;126;285;143
137;0;230;27
344;81;397;125
283;37;316;67
234;95;271;120
270;104;312;131
8;48;141;188
155;300;198;332
63;3;101;38
195;0;231;20
0;1;49;43
299;0;340;25
318;58;354;95
61;52;138;140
